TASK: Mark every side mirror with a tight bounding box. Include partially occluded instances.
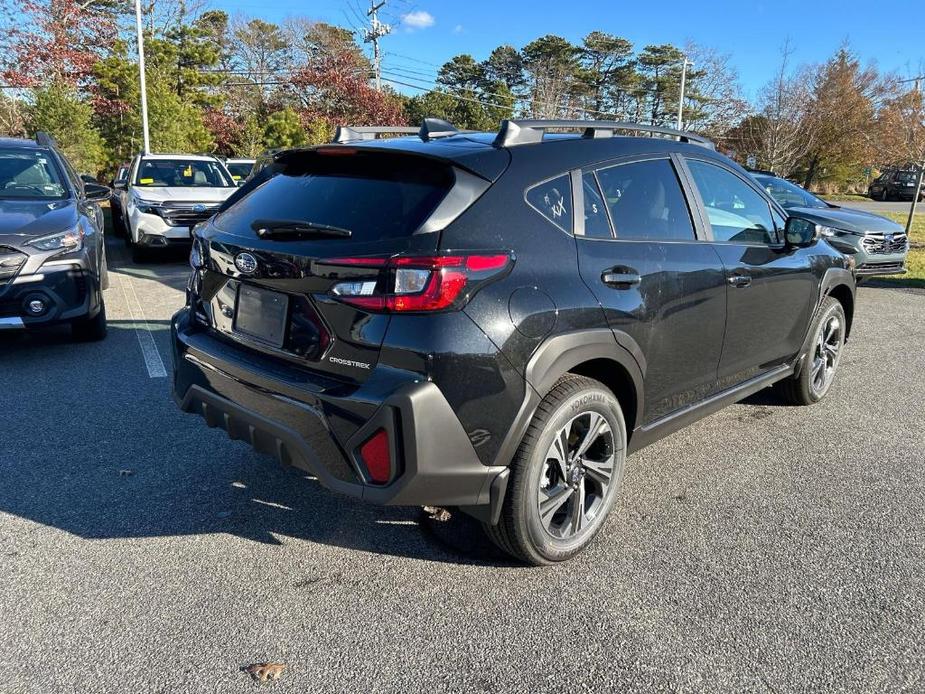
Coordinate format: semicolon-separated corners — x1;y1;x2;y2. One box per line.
112;180;127;190
84;182;112;202
784;216;818;247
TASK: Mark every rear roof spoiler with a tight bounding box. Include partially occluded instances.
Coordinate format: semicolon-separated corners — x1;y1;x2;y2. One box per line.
493;119;715;149
332;118;462;144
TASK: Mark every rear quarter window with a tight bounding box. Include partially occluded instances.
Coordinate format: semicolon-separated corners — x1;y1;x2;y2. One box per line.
214;152;454;242
525;173;573;233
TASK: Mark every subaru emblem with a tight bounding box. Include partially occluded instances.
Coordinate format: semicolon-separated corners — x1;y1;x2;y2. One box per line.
192;203;206;213
234;252;258;275
884;233;894;244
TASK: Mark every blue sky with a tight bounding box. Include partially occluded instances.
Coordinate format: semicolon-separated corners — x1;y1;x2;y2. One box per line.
218;0;924;99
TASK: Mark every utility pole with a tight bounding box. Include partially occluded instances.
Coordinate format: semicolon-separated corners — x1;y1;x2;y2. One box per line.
676;57;693;131
899;75;925;234
363;1;391;91
133;0;151;153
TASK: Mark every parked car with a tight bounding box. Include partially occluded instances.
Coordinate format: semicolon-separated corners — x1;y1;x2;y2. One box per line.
245;148;285;183
867;169;924;201
224;158;256;185
753;172;908;277
0;133;110;340
114;153;237;262
171;118;856;564
108;163;130;237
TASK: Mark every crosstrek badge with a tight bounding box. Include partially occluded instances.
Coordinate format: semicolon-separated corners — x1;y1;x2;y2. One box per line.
327;356;371;369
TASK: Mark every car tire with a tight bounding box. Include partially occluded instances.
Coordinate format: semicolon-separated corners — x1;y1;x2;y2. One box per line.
773;296;845;406
72;299;107;342
483;374;627;565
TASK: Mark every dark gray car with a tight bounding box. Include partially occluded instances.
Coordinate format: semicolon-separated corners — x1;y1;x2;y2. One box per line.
753;173;908;277
0;134;110;339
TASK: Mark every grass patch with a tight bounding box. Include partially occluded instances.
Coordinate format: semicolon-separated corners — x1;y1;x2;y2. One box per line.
822;193;870;202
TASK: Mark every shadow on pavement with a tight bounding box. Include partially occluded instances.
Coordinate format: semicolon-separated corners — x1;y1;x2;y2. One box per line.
0;322;514;567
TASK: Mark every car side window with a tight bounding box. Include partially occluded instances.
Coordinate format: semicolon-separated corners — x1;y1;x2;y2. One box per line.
525;174;572;233
594;158;695;241
581;172;613;238
687;160;776;244
771;207;786;231
58;154;83;196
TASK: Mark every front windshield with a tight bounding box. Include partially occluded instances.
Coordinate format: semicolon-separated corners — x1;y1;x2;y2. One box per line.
896;172;917;183
134;158;234;188
753;174;828;210
0;148;67;199
226;162;253;182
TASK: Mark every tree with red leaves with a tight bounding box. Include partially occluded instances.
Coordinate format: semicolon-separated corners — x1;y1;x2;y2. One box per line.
288;51;405;135
1;0;120;88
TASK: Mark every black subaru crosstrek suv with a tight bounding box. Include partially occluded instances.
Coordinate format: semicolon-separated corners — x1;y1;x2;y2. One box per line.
0;134;110;340
172;119;856;564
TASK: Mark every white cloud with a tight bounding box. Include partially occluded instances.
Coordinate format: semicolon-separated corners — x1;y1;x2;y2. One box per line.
452;24;464;34
401;10;435;30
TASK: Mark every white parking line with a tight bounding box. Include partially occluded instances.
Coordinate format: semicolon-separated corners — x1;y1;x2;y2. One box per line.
112;270;168;379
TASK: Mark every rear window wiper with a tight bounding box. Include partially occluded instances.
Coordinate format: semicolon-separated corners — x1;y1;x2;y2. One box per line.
250;219;352;239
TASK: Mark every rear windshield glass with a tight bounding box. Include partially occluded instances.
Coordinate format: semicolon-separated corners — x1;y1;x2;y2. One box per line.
214;152;454;242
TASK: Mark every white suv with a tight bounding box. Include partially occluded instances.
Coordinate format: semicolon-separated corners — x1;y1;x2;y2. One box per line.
224;158;256;184
117;153;237;262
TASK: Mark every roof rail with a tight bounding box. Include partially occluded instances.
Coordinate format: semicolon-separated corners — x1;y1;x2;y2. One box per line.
332;126;419;144
493;119;714;149
332;119;462;144
35;131;57;148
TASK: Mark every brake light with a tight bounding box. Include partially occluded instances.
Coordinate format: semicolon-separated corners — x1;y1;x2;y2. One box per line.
316;146;358;156
327;253;512;313
358;428;391;484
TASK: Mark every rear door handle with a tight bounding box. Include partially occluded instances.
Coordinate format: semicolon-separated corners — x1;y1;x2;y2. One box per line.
602;271;641;288
727;272;752;288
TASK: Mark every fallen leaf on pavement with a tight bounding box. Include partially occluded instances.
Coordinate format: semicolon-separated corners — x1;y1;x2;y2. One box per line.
423;506;452;522
244;662;286;683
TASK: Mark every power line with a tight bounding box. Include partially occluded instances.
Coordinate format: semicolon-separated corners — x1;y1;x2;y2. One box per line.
384;50;442;69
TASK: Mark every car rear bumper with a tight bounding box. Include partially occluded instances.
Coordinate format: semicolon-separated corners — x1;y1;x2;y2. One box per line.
171;308;507;510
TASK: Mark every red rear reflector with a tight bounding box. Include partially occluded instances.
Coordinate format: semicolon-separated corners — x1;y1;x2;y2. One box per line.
465;254;509;271
359;428;391;484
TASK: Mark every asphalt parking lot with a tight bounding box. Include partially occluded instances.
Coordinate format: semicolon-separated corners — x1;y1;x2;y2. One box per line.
838;199;922;216
2;237;924;693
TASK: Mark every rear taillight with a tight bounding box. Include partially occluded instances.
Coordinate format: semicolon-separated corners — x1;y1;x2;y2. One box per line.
358;428;392;484
326;253;512;313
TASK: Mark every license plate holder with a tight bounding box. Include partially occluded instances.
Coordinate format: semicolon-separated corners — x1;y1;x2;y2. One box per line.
233;285;289;348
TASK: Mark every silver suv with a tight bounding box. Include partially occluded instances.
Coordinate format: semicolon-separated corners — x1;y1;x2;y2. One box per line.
753;173;908;278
